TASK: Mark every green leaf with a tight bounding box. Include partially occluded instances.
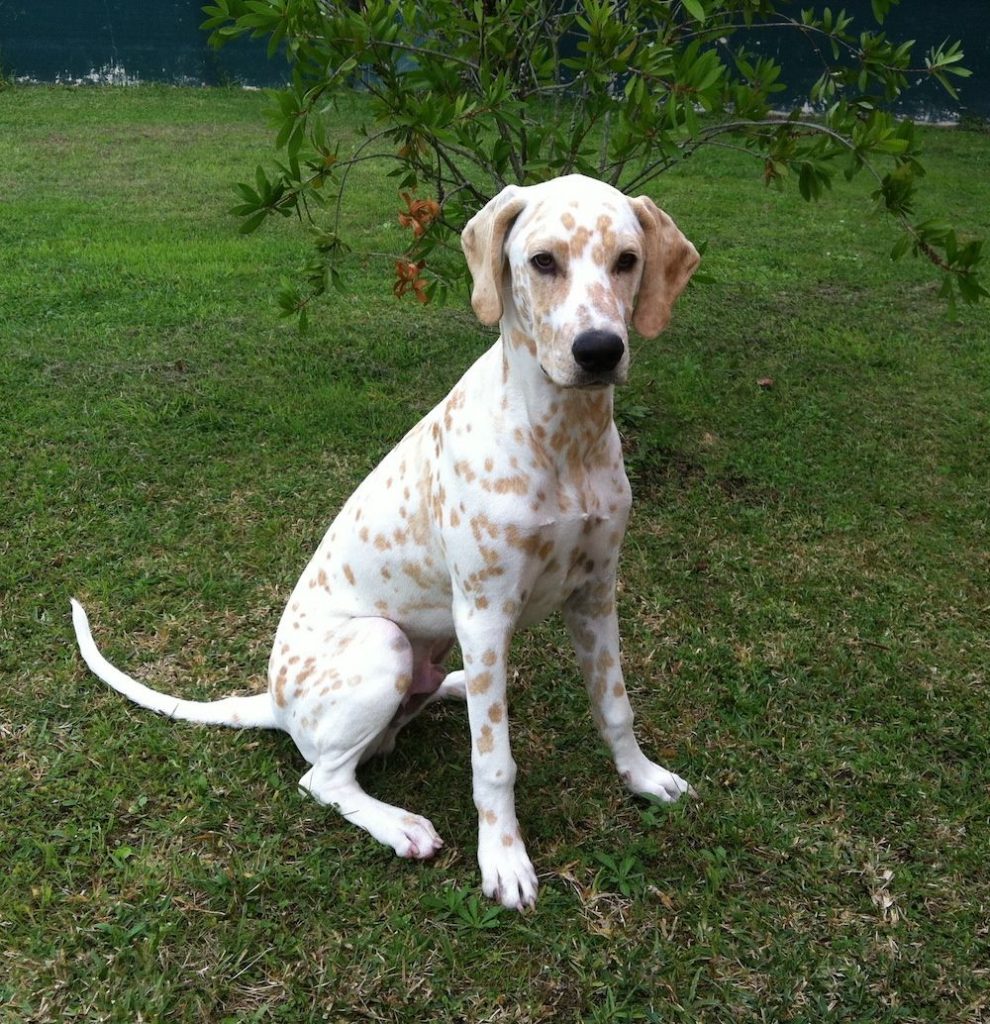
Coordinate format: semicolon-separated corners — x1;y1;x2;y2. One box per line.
239;210;268;234
681;0;706;23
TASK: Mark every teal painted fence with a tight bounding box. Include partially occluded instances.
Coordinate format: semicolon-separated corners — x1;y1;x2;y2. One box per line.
1;1;987;118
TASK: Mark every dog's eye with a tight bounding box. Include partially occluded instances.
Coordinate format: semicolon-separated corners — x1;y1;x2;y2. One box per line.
530;252;557;274
615;252;638;273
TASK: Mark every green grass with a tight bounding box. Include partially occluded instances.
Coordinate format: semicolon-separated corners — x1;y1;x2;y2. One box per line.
2;85;989;1022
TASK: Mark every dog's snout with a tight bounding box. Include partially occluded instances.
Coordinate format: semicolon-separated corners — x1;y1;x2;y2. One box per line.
571;330;625;375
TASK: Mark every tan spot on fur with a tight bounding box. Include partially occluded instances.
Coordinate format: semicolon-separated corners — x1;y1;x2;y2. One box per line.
503;599;519;616
509;329;537;357
477;727;495;754
479;545;500;568
380;566;392;580
273;665;288;707
395;674;412;695
450;508;461;528
343;564;356;586
402;562;431;589
493;474;529;495
501;833;515;847
444;388;466;432
484;809;497;825
484;457;494;473
488;701;504;723
475;595;489;610
482;649;498;667
561;211;576;230
360;526;370;543
454;460;476;482
470;514;500;542
505;525;543;556
468;671;492;695
569;225;591;258
613;683;626;698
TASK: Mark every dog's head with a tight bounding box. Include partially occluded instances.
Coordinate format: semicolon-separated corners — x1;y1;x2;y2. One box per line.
461;175;699;388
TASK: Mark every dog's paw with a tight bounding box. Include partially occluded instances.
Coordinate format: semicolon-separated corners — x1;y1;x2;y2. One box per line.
437;670;467;701
478;838;538;910
622;760;696;803
394;813;444;860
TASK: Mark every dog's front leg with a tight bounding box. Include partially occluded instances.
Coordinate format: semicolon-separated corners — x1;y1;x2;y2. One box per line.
563;581;693;803
454;611;538;910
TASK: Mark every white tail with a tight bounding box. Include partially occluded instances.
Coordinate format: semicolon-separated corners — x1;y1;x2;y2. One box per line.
70;599;279;730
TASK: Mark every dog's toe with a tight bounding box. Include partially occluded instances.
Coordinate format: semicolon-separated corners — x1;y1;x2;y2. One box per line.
395;814;444;860
479;844;538;910
623;760;695;804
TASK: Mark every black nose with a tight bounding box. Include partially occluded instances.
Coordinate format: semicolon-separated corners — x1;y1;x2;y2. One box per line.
571;330;625;374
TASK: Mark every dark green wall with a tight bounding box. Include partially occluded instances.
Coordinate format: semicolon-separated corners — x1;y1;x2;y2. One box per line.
0;0;287;86
1;1;987;117
752;0;990;120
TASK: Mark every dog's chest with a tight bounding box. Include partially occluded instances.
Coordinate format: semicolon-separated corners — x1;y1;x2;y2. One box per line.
512;525;603;625
511;461;629;624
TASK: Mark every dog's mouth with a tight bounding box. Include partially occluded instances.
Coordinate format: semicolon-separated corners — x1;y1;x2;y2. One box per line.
539;363;624;389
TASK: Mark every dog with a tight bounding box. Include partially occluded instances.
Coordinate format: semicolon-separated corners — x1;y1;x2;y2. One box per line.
72;173;700;910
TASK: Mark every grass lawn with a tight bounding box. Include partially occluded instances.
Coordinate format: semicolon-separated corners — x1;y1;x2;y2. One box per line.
1;84;989;1022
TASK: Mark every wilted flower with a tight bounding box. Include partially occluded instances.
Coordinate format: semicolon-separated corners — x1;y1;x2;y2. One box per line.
394;259;429;303
398;192;441;239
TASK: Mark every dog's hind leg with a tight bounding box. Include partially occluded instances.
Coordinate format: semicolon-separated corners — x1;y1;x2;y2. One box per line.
298;757;443;859
361;664;467;762
273;616;445;859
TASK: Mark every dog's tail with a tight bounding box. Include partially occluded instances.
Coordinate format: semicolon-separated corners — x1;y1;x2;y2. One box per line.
70;599;279;730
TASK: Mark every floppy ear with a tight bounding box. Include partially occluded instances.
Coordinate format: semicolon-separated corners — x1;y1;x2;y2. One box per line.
460;186;527;326
629;196;700;338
